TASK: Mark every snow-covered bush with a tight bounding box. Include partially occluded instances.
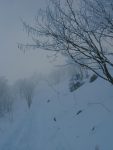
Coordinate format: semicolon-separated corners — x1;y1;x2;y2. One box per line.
69;80;84;92
69;69;86;92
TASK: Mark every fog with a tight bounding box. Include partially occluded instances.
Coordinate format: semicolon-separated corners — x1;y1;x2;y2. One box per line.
0;0;64;83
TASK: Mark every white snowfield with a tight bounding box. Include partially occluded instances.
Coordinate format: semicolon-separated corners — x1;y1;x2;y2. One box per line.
0;78;113;150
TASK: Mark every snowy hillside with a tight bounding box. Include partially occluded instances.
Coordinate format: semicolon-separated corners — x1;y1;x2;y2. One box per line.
0;77;113;150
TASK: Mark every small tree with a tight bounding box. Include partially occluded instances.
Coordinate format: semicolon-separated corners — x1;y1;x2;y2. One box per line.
16;78;37;108
19;0;113;84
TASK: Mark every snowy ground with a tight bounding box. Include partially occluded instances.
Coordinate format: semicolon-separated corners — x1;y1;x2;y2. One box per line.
0;77;113;150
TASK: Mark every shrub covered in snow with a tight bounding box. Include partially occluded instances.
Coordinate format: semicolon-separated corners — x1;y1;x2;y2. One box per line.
69;73;85;92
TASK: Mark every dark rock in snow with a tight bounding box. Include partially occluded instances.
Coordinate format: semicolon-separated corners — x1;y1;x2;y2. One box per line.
89;74;98;83
76;110;82;115
47;99;50;103
91;126;95;131
53;117;56;122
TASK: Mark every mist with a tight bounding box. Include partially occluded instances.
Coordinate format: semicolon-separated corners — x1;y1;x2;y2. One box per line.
0;0;64;83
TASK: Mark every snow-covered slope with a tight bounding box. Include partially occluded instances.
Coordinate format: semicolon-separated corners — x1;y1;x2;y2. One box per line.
0;78;113;150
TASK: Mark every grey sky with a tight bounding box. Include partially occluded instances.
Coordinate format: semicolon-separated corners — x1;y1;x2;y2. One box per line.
0;0;64;83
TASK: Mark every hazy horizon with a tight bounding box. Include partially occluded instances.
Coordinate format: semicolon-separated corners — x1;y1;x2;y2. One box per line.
0;0;65;83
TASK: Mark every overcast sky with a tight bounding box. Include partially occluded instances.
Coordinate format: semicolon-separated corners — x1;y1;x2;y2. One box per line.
0;0;64;83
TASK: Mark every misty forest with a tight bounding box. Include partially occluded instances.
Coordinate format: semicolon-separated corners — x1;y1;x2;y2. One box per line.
0;0;113;150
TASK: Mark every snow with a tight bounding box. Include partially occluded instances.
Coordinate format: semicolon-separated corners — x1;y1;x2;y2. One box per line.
0;77;113;150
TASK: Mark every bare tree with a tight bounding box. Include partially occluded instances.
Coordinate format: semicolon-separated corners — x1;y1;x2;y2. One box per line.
19;0;113;84
16;78;37;108
0;77;13;117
